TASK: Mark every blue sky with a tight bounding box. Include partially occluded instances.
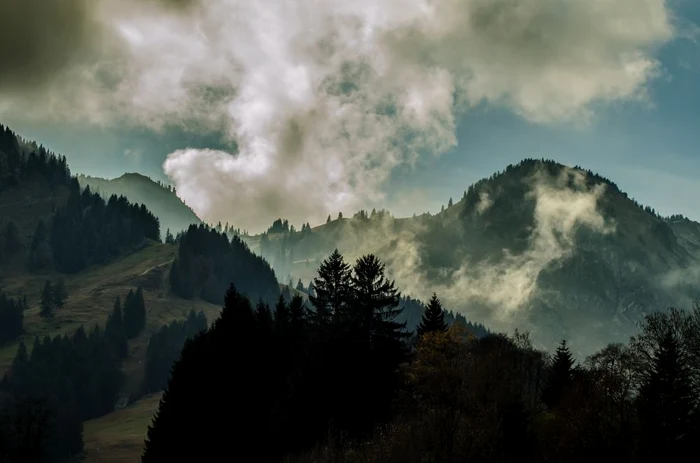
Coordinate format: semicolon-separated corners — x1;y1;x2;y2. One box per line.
3;0;700;229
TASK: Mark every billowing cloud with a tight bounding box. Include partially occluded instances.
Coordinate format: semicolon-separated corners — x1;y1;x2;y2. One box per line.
0;0;674;231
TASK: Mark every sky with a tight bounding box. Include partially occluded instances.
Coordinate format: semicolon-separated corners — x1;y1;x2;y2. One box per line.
1;0;699;232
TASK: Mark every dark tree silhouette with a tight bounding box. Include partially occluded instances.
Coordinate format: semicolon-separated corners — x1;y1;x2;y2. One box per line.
39;281;54;318
543;340;575;409
309;249;352;328
52;279;68;309
124;287;147;338
0;291;24;344
105;296;128;359
416;293;448;337
637;329;697;460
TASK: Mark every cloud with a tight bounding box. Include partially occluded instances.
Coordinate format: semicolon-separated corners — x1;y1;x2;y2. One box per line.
0;0;675;231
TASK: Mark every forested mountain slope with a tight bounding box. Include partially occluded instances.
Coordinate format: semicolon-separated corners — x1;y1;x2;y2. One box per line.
78;173;202;236
248;159;700;353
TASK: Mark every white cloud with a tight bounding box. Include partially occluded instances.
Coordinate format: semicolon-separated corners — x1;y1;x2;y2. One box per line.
0;0;675;231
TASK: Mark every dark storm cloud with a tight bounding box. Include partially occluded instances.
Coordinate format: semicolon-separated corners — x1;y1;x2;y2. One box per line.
0;0;98;91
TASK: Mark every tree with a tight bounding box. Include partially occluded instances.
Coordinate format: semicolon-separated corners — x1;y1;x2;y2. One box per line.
256;299;273;335
52;279;68;309
543;340;575;408
637;329;697;460
274;294;290;335
416;293;448;337
448;197;453;208
350;254;408;346
28;219;52;270
3;221;20;256
296;279;305;292
124;287;147;338
106;297;128;359
309;249;352;327
338;212;343;220
39;280;54;318
164;229;175;244
326;215;331;224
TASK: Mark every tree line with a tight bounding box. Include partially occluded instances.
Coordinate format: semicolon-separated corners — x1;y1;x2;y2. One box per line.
0;124;71;192
0;286;150;462
169;224;279;305
142;248;700;462
27;181;161;273
142;250;451;462
144;310;208;394
291;309;700;463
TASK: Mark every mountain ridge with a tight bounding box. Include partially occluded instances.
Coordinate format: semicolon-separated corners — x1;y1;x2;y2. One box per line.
77;172;203;236
246;158;700;354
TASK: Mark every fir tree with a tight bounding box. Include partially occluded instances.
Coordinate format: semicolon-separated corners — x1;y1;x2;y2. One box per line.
309;249;352;327
637;329;697;459
39;280;54;318
296;278;305;292
543;340;575;408
256;299;273;336
124;287;147;338
52;279;68;309
28;219;52;270
416;293;448;337
164;229;175;244
350;254;408;346
448;197;453;208
3;221;20;256
106;297;128;359
274;294;290;335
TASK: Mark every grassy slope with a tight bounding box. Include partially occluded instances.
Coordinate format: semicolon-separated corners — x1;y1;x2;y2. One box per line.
0;241;222;462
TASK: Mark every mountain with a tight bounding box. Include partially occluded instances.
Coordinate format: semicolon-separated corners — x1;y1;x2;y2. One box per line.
0;125;279;462
77;172;202;236
247;159;700;354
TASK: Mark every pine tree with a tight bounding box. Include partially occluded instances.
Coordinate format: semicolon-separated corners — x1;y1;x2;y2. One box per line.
52;279;68;309
637;329;697;459
256;299;273;335
3;221;20;256
296;279;305;292
39;280;54;318
309;249;352;327
106;297;128;359
338;212;343;220
350;254;408;345
164;229;175;244
326;215;331;224
274;294;289;335
543;340;575;408
28;219;52;270
448;197;453;208
123;289;146;338
416;293;448;337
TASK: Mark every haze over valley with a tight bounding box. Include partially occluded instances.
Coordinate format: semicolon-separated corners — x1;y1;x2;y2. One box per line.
1;0;700;461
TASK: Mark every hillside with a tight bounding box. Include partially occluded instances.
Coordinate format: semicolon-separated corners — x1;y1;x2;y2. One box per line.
77;172;202;235
0;125;274;462
248;159;700;354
